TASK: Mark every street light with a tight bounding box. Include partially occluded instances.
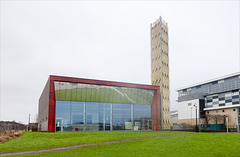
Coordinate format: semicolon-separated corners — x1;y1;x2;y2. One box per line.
190;106;192;126
28;114;30;131
194;104;197;132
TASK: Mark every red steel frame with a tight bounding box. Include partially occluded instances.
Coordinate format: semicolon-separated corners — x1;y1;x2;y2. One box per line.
48;75;161;132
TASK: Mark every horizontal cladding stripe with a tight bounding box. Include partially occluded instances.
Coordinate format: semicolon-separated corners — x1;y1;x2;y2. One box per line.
204;104;240;110
176;72;240;91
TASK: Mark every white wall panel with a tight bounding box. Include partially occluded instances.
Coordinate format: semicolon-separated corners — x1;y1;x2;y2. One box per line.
178;99;200;120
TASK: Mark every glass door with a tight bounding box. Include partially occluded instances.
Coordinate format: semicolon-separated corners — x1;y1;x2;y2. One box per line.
56;119;63;132
148;120;152;130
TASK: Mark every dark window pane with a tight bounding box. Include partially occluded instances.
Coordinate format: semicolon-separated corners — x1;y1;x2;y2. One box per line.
232;95;239;99
105;125;110;130
219;97;225;101
207;99;212;103
233;101;239;105
225;99;232;103
213;96;218;99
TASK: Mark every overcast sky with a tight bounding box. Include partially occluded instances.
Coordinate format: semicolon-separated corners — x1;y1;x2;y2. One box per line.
1;1;239;124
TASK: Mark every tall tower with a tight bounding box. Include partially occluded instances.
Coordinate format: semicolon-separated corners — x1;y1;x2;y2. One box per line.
150;16;170;130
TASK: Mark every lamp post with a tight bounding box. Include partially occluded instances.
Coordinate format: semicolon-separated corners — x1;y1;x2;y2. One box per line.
28;114;30;131
194;104;198;132
226;116;228;133
190;107;192;126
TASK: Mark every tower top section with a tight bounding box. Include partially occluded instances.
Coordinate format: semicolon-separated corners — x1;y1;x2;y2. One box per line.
150;16;168;29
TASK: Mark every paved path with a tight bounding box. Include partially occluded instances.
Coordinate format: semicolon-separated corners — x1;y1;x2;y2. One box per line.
0;135;173;156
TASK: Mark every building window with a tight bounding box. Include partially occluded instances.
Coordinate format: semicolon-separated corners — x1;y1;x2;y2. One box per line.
218;80;224;83
233;109;236;112
207;111;209;114
216;110;218;113
222;110;225;112
188;103;191;106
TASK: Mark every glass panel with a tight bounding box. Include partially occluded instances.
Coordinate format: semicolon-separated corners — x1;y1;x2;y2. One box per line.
77;84;83;102
65;82;72;101
109;86;115;103
56;101;71;120
55;82;155;104
55;81;155;132
54;81;60;100
57;82;67;101
71;124;84;132
85;102;99;131
71;83;78;101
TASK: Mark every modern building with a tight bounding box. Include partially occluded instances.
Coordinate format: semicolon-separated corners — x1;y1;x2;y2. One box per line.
38;75;161;132
151;17;170;129
176;72;240;131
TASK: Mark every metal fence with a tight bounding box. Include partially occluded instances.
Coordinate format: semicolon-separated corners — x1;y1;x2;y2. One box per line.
171;123;239;132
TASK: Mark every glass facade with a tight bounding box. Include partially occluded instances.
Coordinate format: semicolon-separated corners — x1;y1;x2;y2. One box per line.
205;90;240;108
178;75;240;97
54;81;154;132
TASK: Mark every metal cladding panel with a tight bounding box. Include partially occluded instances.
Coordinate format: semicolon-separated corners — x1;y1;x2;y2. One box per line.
47;75;161;132
48;79;56;132
152;89;161;131
38;79;50;131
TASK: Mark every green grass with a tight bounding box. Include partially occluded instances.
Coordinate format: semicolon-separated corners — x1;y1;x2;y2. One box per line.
16;132;240;157
2;132;240;157
0;131;180;154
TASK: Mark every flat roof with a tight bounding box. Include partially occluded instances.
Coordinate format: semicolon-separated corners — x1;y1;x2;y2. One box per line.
176;72;240;91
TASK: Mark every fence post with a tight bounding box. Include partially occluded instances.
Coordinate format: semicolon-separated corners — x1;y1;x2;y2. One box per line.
226;117;228;133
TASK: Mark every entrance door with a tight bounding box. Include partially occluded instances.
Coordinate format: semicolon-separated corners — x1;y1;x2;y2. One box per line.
148;120;152;130
56;119;63;132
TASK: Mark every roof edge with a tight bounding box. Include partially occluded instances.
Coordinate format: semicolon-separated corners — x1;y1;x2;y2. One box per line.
49;75;160;90
176;72;240;91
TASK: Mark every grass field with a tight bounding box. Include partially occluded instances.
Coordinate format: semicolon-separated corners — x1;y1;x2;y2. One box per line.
1;131;240;157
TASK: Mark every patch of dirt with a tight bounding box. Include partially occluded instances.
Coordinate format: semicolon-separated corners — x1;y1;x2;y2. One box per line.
0;131;24;144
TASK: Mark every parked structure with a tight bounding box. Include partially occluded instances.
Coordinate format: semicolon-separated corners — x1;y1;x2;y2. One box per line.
29;123;38;131
176;72;240;131
38;75;160;132
151;17;170;130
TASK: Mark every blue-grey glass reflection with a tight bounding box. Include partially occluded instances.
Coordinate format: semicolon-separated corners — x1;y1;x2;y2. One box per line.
133;104;152;130
55;101;152;132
